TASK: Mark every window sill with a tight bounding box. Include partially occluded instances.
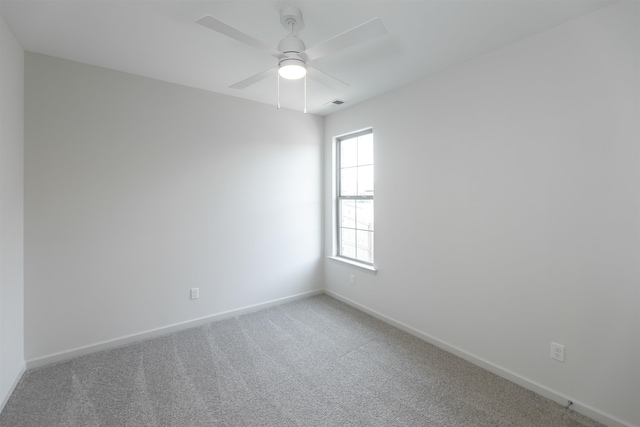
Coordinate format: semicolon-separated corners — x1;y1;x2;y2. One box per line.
327;256;378;273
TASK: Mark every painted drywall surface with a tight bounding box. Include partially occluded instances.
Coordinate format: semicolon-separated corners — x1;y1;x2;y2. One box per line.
24;53;324;360
0;15;25;409
324;2;639;425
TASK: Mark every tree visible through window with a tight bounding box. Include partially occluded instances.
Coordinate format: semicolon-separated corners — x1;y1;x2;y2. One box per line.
337;130;374;264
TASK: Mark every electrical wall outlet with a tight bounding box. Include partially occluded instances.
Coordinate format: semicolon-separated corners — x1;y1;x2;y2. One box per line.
550;342;565;362
190;288;199;300
349;274;355;285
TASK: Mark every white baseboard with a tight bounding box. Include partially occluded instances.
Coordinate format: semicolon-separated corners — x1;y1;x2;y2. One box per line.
0;362;26;414
324;290;636;427
26;289;324;370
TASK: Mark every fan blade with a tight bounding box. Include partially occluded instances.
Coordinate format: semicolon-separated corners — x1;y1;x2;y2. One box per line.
307;66;350;91
229;67;276;89
196;15;281;58
302;17;387;61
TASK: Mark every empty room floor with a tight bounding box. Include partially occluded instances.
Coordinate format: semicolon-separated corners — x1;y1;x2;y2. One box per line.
0;295;604;426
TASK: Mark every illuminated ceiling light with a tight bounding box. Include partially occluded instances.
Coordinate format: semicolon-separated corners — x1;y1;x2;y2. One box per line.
278;57;306;80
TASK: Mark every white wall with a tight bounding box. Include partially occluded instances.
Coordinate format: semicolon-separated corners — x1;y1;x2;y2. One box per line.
24;53;324;362
324;2;639;426
0;15;25;410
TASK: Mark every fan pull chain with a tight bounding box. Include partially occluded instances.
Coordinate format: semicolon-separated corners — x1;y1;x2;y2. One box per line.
277;72;281;109
304;73;307;114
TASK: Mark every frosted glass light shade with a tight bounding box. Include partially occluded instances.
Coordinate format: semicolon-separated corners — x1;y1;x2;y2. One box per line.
278;58;306;80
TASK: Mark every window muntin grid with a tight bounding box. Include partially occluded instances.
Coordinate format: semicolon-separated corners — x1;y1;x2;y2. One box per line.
337;130;374;264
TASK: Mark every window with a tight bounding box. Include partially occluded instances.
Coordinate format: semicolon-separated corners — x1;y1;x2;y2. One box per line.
337;129;374;264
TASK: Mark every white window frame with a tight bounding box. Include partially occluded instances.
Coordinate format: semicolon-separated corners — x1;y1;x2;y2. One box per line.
334;129;375;269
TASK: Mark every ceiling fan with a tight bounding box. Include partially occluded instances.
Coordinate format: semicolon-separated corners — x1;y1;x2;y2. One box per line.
196;6;387;94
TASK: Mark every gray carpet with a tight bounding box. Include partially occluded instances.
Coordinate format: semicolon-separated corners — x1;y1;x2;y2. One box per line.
1;294;603;426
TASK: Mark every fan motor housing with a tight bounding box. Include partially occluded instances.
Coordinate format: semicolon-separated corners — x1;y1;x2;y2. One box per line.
278;35;306;54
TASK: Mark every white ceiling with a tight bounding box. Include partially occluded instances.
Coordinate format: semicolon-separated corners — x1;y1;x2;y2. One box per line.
1;0;615;115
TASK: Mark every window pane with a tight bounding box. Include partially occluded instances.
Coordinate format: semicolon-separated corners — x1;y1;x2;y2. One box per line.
340;200;356;229
357;165;374;196
340;228;356;259
358;133;374;166
337;129;374;264
356;200;374;231
356;230;374;263
340;138;358;168
340;167;357;196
